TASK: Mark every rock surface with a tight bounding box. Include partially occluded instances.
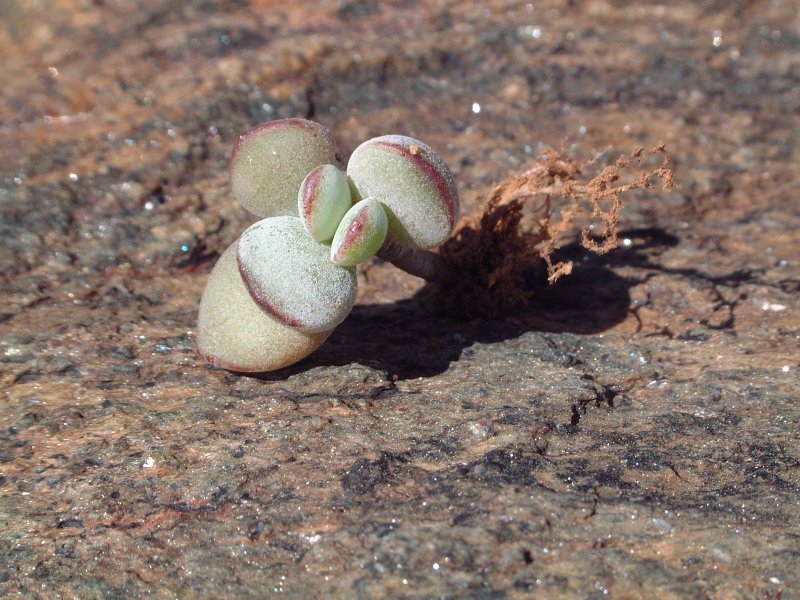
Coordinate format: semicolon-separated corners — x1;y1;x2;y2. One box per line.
1;1;798;598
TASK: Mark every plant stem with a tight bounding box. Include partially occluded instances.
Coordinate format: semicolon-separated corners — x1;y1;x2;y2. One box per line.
377;238;454;283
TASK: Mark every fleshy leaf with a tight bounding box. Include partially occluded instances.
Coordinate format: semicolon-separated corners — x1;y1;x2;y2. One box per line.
196;242;330;372
347;135;459;249
237;216;357;333
330;198;388;267
298;164;352;242
231;119;342;218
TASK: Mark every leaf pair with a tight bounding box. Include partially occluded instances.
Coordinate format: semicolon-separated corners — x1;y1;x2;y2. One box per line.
297;163;389;268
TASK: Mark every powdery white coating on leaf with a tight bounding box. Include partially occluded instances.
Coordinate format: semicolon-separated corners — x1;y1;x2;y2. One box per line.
231;119;342;218
298;164;353;242
237;217;357;333
196;243;330;372
330;198;388;267
347;135;459;249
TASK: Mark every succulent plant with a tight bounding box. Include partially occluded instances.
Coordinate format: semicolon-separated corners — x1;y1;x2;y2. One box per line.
196;119;459;372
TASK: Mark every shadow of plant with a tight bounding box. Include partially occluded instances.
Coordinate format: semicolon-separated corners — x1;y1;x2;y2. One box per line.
257;227;679;380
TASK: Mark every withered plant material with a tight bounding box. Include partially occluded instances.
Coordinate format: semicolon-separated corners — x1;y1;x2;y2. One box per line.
436;145;676;318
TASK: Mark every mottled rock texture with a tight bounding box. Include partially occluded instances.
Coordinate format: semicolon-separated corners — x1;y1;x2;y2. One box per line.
1;1;798;598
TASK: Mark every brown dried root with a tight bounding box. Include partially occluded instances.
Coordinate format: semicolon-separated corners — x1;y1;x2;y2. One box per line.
434;145;676;318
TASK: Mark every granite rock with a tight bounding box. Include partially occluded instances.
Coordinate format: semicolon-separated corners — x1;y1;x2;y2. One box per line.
1;1;798;598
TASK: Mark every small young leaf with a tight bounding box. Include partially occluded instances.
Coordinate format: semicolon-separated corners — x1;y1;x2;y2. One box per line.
196;242;330;372
237;216;357;333
330;198;388;267
298;164;353;242
347;135;459;249
231;119;342;218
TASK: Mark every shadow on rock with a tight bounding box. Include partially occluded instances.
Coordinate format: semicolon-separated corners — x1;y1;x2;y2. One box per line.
256;228;679;381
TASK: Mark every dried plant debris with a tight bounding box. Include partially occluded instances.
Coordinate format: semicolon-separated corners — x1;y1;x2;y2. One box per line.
436;145;676;318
